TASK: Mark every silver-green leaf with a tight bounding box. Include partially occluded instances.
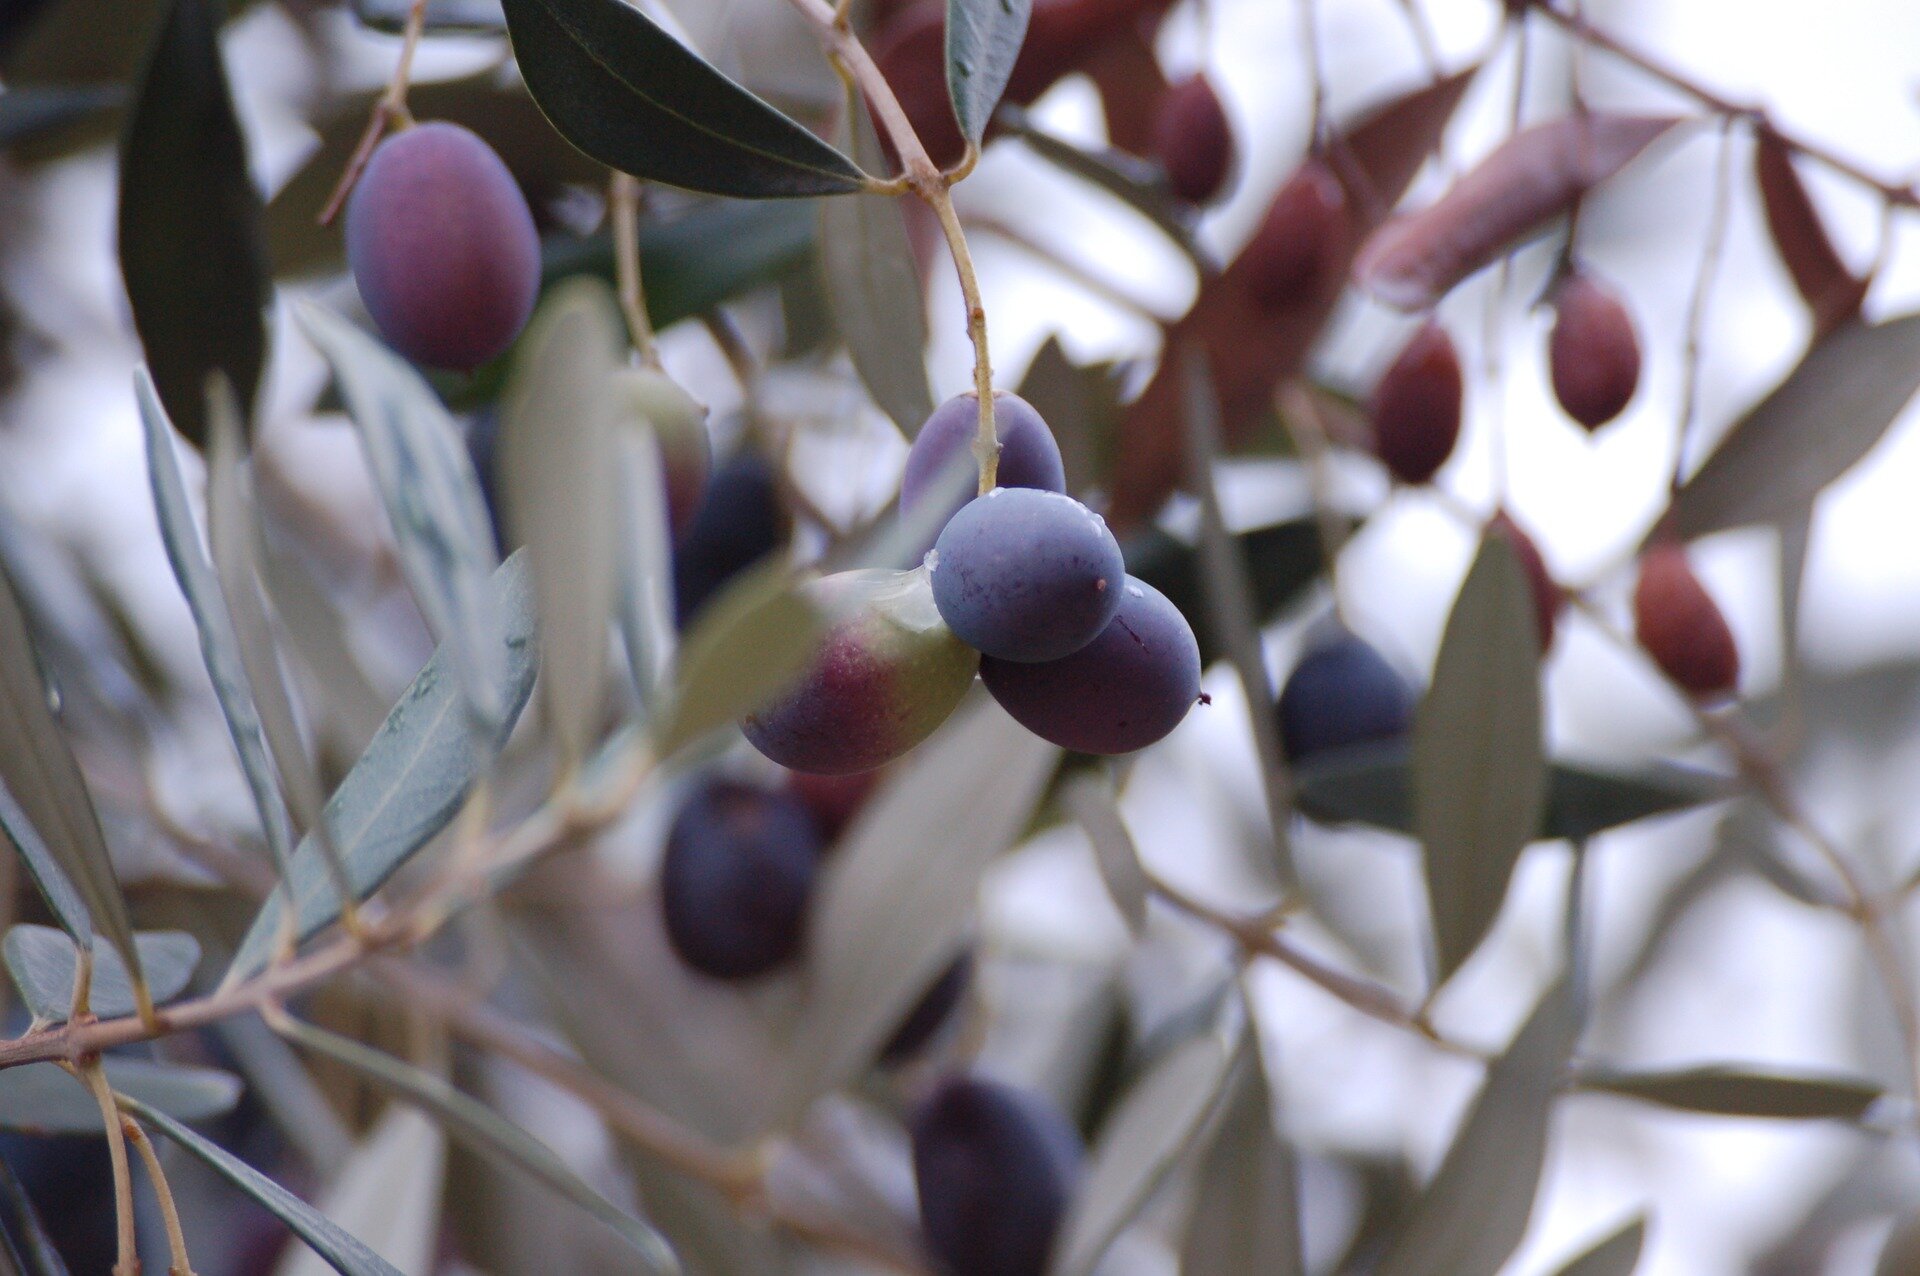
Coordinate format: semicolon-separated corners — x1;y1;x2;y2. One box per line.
295;300;506;726
4;925;199;1024
124;1093;405;1276
0;779;87;945
223;553;538;984
0;1059;240;1135
1415;531;1548;984
1060;771;1148;935
1178;1039;1306;1276
946;0;1034;145
613;431;676;722
654;560;822;759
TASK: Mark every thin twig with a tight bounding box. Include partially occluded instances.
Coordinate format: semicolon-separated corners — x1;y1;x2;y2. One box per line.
123;1114;198;1276
77;1062;140;1276
317;0;430;225
610;172;658;363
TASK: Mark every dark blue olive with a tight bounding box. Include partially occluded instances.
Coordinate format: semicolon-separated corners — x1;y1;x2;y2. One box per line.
912;1075;1082;1276
659;779;822;980
879;952;973;1067
930;488;1124;662
901;393;1066;539
1276;632;1414;764
981;577;1201;755
672;451;787;628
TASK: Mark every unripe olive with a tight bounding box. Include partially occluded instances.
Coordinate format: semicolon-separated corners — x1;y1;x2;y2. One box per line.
1490;511;1562;654
743;566;979;776
1634;543;1739;699
1243;159;1347;308
610;367;711;539
1151;74;1234;205
1549;269;1642;431
345;122;540;371
1371;320;1463;486
912;1075;1083;1276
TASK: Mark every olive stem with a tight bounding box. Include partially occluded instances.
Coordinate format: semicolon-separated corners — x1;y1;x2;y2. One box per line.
317;0;430;226
609;172;659;364
782;0;1000;491
78;1060;141;1276
123;1113;198;1276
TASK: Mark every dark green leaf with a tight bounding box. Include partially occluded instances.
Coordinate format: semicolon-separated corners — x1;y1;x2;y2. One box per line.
0;1154;71;1275
778;695;1057;1122
654;560;822;758
352;0;504;31
138;368;297;879
0;779;88;945
4;925;199;1023
276;1017;679;1272
1575;1065;1880;1120
123;1093;404;1276
118;0;268;449
946;0;1033;144
0;563;141;995
499;280;623;768
0;1059;240;1135
1667;314;1920;541
499;0;864;197
223;553;538;984
1054;1033;1234;1276
820;98;933;436
1179;1041;1305;1276
1549;1217;1646;1276
1123;518;1329;668
1415;532;1548;984
297;302;507;727
1378;979;1581;1276
999;106;1208;269
1294;740;1727;842
0;84;123;148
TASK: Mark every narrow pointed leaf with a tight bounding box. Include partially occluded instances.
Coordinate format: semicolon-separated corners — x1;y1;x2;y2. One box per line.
779;696;1057;1122
0;780;88;944
1550;1217;1646;1276
224;554;538;984
0;562;140;989
1061;772;1148;935
277;1017;679;1272
118;0;268;448
139;368;297;878
499;279;623;768
1415;533;1548;983
1665;314;1920;541
1754;129;1864;335
499;0;864;197
1123;517;1329;667
946;0;1033;144
654;560;822;758
274;1107;443;1276
0;1155;71;1276
126;1093;405;1276
614;431;677;720
820;97;933;436
1357;114;1678;311
1378;979;1581;1276
0;1059;240;1134
4;925;198;1023
1575;1064;1880;1120
1179;1042;1306;1276
999;106;1208;268
295;300;506;726
1053;1032;1235;1276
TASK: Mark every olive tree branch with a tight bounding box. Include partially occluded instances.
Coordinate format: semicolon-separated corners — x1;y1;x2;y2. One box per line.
318;0;431;225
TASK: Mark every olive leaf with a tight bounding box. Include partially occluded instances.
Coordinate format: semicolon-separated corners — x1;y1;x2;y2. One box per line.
654;561;823;759
224;553;538;985
128;1093;407;1276
820;95;934;437
275;1016;679;1273
4;925;199;1024
118;0;268;448
137;367;297;881
1549;1217;1646;1276
1415;532;1548;985
1060;771;1148;935
1754;128;1864;335
945;0;1033;144
0;84;123;148
1179;1040;1306;1276
613;431;677;722
296;301;508;728
500;0;865;197
499;279;624;769
1574;1064;1881;1120
0;1154;71;1276
0;1059;240;1135
1665;313;1920;542
0;779;88;946
1377;978;1581;1276
279;1107;445;1276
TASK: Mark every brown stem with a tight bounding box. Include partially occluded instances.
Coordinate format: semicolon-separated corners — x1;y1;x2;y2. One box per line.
609;172;658;363
317;0;429;225
123;1115;197;1276
78;1062;140;1275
